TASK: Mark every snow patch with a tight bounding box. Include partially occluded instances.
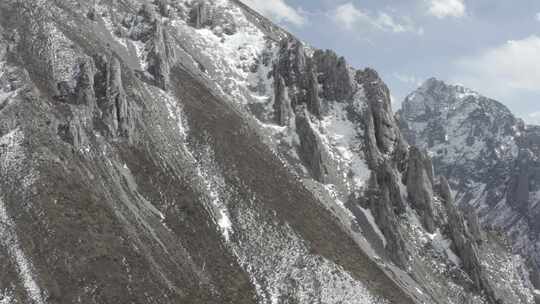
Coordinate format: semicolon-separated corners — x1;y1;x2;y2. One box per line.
319;101;371;190
0;129;44;304
230;206;389;304
0;198;45;304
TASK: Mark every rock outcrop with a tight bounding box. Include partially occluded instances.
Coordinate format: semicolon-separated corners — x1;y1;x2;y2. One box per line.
407;146;436;233
295;107;330;183
437;177;500;303
399;78;540;294
273;39;322;119
313;49;353;102
357;68;400;155
0;1;534;304
94;54;135;139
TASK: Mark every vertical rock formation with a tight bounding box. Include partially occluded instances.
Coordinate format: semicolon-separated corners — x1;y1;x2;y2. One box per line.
365;161;409;266
295;107;330;183
399;78;540;294
273;39;321;119
437;177;498;303
407;146;436;233
147;21;171;90
356;68;400;155
272;73;291;126
189;1;212;29
312;49;352;102
94;54;134;139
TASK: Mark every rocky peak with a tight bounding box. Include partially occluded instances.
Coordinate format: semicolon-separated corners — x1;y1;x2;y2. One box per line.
400;78;540;299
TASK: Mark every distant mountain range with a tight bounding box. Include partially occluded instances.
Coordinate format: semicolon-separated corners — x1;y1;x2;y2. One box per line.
399;77;540;292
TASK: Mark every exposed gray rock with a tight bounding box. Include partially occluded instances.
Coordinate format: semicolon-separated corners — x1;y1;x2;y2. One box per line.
189;1;212;29
399;78;540;293
147;21;171;90
155;0;171;17
94;54;135;139
437;176;499;304
272;73;291;126
365;161;409;266
0;1;534;304
313;49;353;102
74;58;97;108
357;68;400;155
273;38;321;117
465;207;485;245
295;107;329;183
507;148;533;213
407;146;436;233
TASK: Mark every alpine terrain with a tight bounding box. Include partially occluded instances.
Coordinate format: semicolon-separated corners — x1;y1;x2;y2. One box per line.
0;0;535;303
399;78;540;301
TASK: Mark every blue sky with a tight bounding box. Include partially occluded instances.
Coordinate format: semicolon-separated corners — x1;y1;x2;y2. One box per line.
243;0;540;124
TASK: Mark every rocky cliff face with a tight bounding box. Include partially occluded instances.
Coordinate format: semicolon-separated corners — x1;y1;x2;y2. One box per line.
0;1;534;304
399;78;540;299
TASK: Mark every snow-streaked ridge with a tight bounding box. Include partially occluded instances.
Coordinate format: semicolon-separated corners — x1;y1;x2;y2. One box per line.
0;129;45;304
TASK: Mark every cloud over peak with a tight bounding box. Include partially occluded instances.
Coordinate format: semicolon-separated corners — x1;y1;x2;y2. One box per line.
242;0;306;26
453;35;540;104
427;0;466;19
332;2;423;35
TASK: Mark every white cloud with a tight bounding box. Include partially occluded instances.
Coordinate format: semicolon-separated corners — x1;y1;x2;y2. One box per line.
393;73;423;86
242;0;306;26
528;112;540;121
536;12;540;22
427;0;466;19
454;35;540;94
332;2;422;34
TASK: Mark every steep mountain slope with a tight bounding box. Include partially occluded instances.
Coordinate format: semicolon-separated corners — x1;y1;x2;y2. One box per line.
0;1;535;303
399;78;540;297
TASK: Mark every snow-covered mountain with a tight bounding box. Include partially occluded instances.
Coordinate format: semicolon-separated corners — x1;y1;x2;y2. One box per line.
399;77;540;298
0;0;535;303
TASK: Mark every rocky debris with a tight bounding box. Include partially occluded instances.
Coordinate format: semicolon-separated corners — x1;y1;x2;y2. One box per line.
406;146;436;233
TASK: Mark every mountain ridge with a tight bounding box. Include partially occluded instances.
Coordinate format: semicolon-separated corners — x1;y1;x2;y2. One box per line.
399;77;540;297
0;0;535;303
